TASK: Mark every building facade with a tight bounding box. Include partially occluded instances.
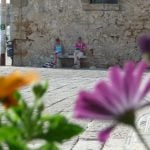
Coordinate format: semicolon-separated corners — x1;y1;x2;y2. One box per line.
10;0;150;67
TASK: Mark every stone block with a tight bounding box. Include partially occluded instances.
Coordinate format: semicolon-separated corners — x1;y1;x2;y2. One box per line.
11;0;28;7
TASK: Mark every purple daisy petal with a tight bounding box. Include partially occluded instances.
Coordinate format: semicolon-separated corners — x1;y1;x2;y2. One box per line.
135;78;150;104
131;61;148;104
137;34;150;53
75;91;115;120
134;61;147;80
98;125;115;143
124;61;136;101
120;61;147;107
95;81;124;114
108;66;128;109
108;66;124;93
132;61;147;94
108;62;139;111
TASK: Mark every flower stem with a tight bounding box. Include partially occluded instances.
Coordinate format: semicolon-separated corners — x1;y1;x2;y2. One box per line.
133;125;150;150
100;143;105;150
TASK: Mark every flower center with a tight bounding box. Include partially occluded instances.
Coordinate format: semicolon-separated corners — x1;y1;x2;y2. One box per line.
118;110;135;126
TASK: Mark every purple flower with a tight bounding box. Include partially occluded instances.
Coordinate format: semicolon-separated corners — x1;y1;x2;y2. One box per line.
137;34;150;53
74;61;150;142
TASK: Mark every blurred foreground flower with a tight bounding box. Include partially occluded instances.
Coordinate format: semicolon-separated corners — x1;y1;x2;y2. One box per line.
75;61;150;149
0;71;38;108
0;71;83;150
137;33;150;63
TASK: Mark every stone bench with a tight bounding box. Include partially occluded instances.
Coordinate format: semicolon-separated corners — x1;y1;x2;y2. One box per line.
58;55;87;68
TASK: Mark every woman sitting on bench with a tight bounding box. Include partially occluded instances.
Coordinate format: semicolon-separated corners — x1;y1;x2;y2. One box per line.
74;37;87;68
53;38;64;67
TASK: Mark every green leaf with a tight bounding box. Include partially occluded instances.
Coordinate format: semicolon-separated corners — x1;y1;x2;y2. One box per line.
5;109;21;125
0;144;3;150
13;91;27;109
6;138;27;150
0;126;27;149
13;91;22;101
40;142;58;150
32;82;48;99
0;126;21;141
39;115;84;143
6;106;37;140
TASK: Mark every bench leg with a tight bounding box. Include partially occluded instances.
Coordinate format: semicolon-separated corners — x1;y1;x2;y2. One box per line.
77;58;80;68
57;58;62;68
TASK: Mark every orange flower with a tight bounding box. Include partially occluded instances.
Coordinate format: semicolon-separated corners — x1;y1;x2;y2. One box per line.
0;70;39;108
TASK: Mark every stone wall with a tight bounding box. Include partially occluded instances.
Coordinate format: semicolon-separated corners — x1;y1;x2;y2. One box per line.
10;0;150;67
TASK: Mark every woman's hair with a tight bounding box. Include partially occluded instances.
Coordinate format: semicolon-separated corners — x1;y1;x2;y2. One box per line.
56;38;60;42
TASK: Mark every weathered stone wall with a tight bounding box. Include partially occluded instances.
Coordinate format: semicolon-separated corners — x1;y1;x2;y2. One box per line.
10;0;150;67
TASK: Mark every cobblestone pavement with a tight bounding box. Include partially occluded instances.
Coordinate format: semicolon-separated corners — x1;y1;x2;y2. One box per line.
1;67;150;150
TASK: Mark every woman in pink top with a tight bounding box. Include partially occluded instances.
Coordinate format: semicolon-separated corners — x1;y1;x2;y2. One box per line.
74;37;87;68
75;37;87;52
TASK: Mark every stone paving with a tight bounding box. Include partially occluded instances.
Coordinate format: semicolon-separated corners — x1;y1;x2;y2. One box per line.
1;67;150;150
